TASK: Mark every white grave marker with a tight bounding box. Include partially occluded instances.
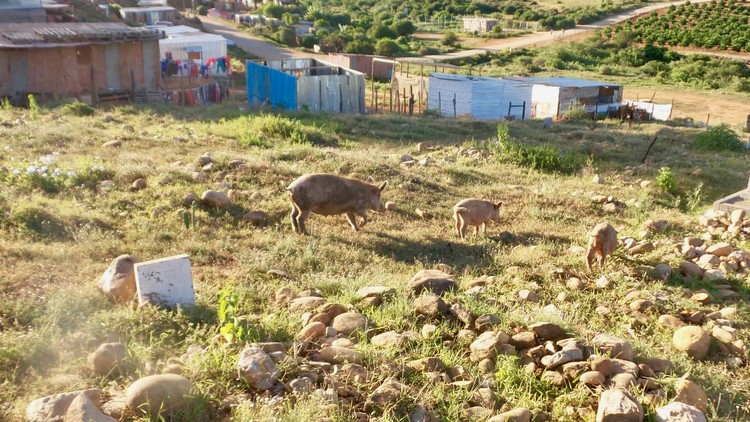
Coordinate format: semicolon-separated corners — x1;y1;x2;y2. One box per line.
134;254;195;307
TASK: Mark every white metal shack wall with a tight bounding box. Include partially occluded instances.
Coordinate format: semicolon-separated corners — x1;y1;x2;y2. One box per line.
427;76;472;118
530;84;560;118
296;74;365;113
471;79;532;120
159;38;227;62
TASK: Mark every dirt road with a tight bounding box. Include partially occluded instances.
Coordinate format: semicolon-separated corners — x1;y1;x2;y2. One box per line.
199;15;320;60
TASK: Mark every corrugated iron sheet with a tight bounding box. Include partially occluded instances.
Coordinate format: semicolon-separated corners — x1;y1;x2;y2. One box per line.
427;73;532;120
159;36;226;61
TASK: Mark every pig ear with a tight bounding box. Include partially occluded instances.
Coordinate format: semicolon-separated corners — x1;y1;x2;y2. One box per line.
366;176;375;183
378;181;388;192
494;201;503;208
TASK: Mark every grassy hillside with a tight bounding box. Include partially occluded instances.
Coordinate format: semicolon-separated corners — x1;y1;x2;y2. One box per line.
0;99;749;421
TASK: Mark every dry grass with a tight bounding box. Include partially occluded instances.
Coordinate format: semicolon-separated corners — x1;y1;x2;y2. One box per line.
0;102;749;421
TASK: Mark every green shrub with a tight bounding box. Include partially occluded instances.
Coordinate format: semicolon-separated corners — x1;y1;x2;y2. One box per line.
493;122;584;174
655;166;677;195
10;206;68;239
562;105;590;121
692;124;746;153
196;5;208;15
60;100;95;117
28;94;40;120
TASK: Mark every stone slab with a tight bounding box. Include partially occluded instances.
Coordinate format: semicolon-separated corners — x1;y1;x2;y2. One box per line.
135;254;195;307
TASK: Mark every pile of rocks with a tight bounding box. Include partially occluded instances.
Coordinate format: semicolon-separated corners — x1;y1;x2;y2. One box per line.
699;209;750;241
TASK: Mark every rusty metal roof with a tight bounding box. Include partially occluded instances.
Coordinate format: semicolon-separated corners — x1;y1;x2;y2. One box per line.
0;22;160;47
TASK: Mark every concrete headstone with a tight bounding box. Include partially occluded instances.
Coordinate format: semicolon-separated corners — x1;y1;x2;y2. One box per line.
135;254;195;307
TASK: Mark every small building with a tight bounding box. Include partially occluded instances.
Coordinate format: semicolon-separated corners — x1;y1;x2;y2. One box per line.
158;25;228;63
0;22;161;104
246;58;365;113
427;73;532;120
291;22;314;37
514;76;623;119
120;6;176;25
0;0;69;23
462;17;499;33
325;53;394;80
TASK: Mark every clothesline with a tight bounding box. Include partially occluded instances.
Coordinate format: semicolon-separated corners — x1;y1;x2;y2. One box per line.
161;56;232;78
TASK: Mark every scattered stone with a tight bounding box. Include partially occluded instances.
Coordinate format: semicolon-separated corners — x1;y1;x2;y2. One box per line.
465;407;493;421
102;140;121;148
356;286;396;299
475;314;501;332
88;342;127;376
130;178;147;191
567;277;586;290
529;322;566;341
332;312;369;336
200;190;230;208
288;377;314;394
421;324;438;338
414;294;447;317
655;402;707;422
99;254;138;303
410;270;457;296
592;174;603;184
297;322;326;341
385;201;397;210
242;211;268;224
415;208;430;219
372;331;407;348
406;357;445;373
658;315;685;328
518;289;540;302
126;374;192;415
706;242;732;257
64;393;116;422
541;347;583;369
289;296;326;311
691;292;712;304
488;408;531;422
26;389;101;422
595;276;612;289
702;269;725;282
367;378;407;408
237;347;279;391
449;303;474;326
596;389;643;422
510;331;537;349
629;242;655;255
673;326;711;360
591;334;634;361
470;331;507;362
580;371;606;387
317;346;363;364
643;219;669;234
542;370;566;387
674;379;709;413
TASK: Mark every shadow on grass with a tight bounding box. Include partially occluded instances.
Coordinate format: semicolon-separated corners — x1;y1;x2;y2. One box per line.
360;232;495;270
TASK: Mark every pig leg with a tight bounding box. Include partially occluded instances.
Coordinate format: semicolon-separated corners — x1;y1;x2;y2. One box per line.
290;205;301;234
459;219;468;240
453;214;461;238
345;212;360;232
481;223;487;235
599;251;606;269
297;209;312;235
586;247;597;271
358;211;368;227
473;225;479;237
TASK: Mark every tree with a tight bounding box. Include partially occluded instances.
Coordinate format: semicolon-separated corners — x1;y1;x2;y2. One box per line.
344;40;374;54
368;24;397;39
391;19;416;37
276;27;297;47
263;3;284;19
375;39;400;56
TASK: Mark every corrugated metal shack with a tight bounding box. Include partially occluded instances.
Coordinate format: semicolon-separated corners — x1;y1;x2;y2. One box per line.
513;76;623;119
157;25;228;62
120;6;176;25
325;53;394;80
427;73;532;120
0;22;162;104
246;58;365;113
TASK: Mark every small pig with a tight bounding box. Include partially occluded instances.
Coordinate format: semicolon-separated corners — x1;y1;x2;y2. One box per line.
452;199;502;240
286;173;387;235
586;222;618;271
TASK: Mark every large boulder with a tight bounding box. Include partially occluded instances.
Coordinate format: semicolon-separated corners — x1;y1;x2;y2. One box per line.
237;346;280;391
126;374;192;416
98;255;138;303
64;393;117;422
410;269;457;296
26;389;102;422
200;190;230;208
596;389;644;422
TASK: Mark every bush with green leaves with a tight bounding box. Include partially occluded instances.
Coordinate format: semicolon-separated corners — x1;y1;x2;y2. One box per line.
60;100;95;117
493;122;585;174
692;124;746;153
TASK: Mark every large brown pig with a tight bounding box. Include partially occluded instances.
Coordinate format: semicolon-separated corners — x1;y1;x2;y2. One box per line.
586;222;618;271
452;198;502;240
286;173;388;235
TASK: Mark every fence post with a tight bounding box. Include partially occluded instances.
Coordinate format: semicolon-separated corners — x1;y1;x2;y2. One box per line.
453;93;456;118
374;86;378;111
409;85;414;115
522;101;526;120
438;91;441;115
